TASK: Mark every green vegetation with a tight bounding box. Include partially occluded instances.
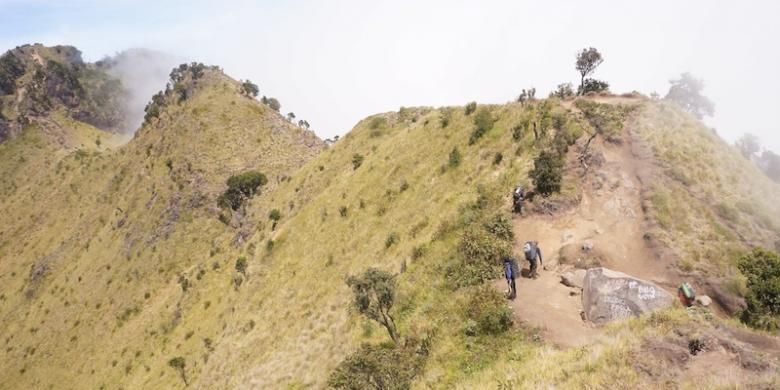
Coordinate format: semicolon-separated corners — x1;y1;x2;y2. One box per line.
352;153;364;170
551;82;574;99
3;46;779;389
346;268;400;343
217;170;268;210
235;256;248;276
465;285;512;335
168;357;187;385
578;78;609;95
469;107;495;144
738;248;780;330
448;147;462;168
240;80;259;97
575;47;604;95
530;150;564;196
464;101;477;115
327;339;429;390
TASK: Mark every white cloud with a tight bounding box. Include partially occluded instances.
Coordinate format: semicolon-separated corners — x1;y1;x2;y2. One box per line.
2;0;779;151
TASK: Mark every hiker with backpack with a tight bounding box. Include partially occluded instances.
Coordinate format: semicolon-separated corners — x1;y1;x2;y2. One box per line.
523;241;543;278
503;256;520;300
512;185;525;215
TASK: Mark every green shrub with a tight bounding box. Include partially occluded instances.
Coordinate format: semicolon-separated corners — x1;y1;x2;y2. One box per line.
458;226;511;265
512;119;529;141
448;147;462;168
385;232;400;248
369;116;387;130
493;153;503;165
577;78;609;95
327;339;428;390
737;248;780;330
440;110;451;128
483;213;513;241
235;257;248;276
352;154;364;170
464;101;477;115
530;150;564;196
551;82;574;99
269;209;282;229
465;285;512;335
445;260;496;289
240;80;259;97
168;356;187;385
469;107;495;144
217;170;268;210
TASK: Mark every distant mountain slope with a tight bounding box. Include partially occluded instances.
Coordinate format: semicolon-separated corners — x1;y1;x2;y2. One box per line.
0;55;322;389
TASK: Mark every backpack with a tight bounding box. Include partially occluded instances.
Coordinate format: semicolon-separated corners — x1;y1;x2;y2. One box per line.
504;261;514;279
513;187;524;201
678;282;695;301
523;241;537;261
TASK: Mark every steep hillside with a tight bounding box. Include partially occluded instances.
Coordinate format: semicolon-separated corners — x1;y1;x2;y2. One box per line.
0;60;322;389
1;49;779;390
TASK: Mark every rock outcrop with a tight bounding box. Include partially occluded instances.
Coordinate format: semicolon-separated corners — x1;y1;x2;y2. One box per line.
582;267;674;325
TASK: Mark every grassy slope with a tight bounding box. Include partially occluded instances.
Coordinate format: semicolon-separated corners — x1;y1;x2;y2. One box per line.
635;101;780;280
0;70;322;389
1;88;779;390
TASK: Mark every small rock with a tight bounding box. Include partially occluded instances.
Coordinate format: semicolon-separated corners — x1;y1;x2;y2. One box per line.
582;241;594;252
695;295;712;307
561;269;587;289
561;231;574;244
594;228;603;235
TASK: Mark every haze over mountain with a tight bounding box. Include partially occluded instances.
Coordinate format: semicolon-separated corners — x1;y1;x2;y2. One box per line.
1;0;779;151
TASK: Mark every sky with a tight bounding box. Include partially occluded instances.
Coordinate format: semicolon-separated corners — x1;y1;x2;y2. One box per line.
1;0;778;151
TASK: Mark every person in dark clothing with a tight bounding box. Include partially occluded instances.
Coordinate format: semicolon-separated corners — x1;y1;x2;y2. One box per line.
503;256;520;299
512;186;525;215
523;241;543;278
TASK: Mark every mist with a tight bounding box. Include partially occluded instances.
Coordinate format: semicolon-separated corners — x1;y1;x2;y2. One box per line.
1;0;778;152
103;49;181;133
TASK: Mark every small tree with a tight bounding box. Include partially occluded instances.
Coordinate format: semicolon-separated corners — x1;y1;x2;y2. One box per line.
665;72;714;119
346;268;400;343
168;357;188;385
287;112;296;122
448;147;462;168
737;248;780;330
266;97;281;111
575;47;604;95
735;133;761;160
551;83;574;99
464;101;477;115
240;80;259;97
218;170;268;210
235;256;248;276
352;154;364;170
530;150;564;196
269;208;282;229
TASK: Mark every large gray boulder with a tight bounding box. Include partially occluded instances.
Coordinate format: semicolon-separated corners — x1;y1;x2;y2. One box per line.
582;267;674;325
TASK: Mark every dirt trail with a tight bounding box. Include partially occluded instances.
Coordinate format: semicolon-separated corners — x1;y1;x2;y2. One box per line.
503;134;677;348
